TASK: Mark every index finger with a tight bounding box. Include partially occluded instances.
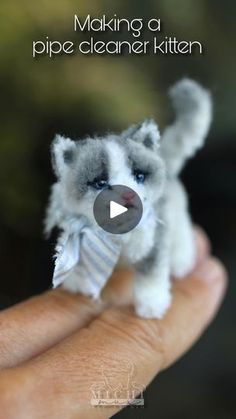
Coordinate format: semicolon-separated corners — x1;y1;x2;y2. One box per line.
0;257;227;419
0;227;208;369
0;268;135;370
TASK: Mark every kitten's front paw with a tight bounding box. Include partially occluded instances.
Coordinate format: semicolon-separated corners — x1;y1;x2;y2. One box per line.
62;273;101;299
134;285;172;319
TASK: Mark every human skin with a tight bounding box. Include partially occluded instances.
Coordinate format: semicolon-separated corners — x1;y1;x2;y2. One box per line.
0;228;227;419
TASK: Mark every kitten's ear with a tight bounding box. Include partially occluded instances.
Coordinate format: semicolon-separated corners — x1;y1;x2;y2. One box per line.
51;134;76;178
124;119;160;149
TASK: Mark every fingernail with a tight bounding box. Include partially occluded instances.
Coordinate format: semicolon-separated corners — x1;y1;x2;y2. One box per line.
194;257;227;284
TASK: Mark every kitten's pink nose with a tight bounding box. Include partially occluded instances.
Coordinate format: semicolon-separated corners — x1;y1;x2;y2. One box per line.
122;191;136;203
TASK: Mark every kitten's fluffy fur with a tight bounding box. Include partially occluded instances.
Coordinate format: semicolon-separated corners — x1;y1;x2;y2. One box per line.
45;79;212;318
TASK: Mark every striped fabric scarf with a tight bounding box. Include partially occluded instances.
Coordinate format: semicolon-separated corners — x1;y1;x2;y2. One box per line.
52;216;122;297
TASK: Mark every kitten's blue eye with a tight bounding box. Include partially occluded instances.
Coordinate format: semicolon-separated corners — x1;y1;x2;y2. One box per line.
88;175;109;190
133;170;146;184
94;179;108;189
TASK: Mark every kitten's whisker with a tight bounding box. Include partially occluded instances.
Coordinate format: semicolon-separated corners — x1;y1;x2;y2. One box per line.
156;216;165;226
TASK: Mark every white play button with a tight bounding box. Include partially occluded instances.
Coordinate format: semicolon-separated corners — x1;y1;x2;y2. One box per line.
93;185;143;234
110;200;128;219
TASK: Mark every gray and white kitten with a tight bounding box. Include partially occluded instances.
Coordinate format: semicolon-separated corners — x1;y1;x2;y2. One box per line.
45;79;212;319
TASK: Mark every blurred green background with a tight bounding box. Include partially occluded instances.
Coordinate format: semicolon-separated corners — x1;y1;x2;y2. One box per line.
0;0;235;418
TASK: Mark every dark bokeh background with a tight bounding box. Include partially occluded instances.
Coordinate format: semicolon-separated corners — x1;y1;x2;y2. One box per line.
0;0;235;418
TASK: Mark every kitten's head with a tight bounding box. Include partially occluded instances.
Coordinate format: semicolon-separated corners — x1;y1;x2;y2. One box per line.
52;119;166;226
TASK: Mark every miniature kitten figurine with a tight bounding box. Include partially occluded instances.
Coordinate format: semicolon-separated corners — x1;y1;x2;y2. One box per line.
45;79;212;319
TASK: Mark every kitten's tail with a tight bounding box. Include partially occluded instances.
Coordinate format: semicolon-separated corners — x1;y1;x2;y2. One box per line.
161;78;213;177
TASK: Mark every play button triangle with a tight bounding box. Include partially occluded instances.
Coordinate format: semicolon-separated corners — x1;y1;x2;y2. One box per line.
110;201;128;219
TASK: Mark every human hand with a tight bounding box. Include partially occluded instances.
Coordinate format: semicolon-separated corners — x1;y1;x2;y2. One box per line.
0;228;227;418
